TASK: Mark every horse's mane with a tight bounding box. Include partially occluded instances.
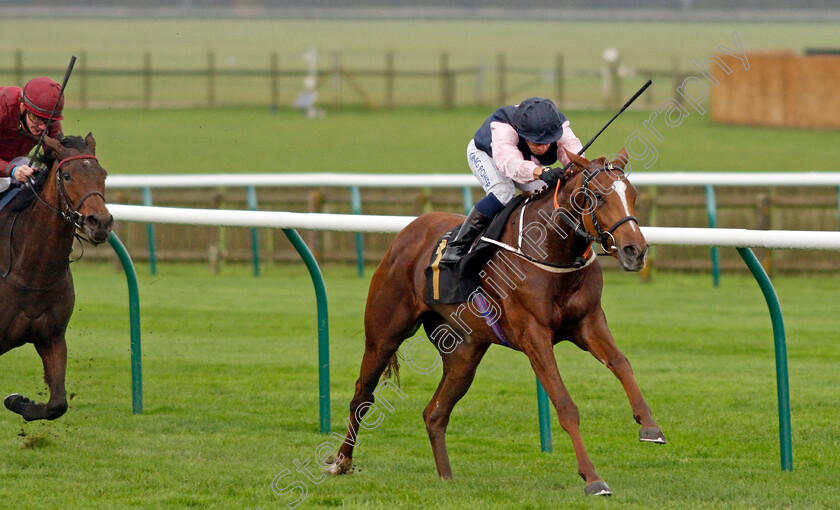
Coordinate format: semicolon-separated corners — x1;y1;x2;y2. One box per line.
7;136;87;212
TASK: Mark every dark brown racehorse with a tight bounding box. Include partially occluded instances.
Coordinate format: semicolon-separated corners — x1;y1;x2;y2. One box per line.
327;149;665;496
1;133;112;421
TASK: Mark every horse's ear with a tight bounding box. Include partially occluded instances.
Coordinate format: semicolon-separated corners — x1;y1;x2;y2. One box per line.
43;135;64;158
611;148;629;170
85;133;96;154
564;148;590;174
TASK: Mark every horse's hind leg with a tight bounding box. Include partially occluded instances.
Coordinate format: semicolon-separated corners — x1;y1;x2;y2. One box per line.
575;308;665;444
327;288;424;475
423;340;489;479
5;337;68;421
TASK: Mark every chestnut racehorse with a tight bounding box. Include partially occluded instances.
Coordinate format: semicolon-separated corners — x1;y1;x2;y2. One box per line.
328;148;666;495
0;134;112;421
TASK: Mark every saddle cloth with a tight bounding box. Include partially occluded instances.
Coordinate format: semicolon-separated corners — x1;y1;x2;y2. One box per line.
424;195;525;305
0;186;21;214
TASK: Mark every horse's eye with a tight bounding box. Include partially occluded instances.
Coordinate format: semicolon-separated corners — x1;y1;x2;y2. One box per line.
594;193;603;202
62;173;72;181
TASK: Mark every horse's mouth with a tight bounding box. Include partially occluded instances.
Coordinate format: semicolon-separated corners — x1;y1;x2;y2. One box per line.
618;243;648;272
88;231;111;245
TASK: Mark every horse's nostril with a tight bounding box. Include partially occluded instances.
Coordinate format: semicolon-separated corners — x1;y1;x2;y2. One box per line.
85;213;113;231
623;245;639;258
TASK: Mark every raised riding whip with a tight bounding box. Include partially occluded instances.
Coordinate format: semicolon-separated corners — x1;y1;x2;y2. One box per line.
550;79;653;225
560;79;653;172
581;79;651;156
26;55;77;187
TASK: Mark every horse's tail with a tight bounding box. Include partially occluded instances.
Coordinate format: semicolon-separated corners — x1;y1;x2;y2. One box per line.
381;352;401;387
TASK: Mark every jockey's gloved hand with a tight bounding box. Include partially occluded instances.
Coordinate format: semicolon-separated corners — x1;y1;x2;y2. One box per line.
538;167;566;188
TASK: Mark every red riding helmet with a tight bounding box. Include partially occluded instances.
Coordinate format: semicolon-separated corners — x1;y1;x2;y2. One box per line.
22;77;64;120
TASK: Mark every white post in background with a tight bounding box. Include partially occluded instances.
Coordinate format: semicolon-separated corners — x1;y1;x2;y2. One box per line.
295;47;325;118
602;47;621;109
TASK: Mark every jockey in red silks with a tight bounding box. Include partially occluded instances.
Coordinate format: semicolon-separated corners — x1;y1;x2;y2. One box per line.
0;77;64;193
440;97;584;263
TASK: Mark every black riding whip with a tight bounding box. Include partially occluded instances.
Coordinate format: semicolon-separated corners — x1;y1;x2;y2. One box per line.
26;55;77;186
560;79;652;171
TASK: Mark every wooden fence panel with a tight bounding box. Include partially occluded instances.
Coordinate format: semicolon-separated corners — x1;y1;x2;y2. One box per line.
713;52;840;130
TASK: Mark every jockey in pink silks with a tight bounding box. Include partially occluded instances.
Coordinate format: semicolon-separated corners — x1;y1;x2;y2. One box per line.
440;97;584;263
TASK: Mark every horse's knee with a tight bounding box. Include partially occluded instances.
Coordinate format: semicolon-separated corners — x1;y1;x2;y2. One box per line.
46;400;68;420
556;400;581;432
349;393;375;420
423;404;446;434
606;353;630;371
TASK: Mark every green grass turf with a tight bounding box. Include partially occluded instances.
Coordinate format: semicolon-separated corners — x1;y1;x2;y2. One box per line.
0;261;838;508
68;106;840;177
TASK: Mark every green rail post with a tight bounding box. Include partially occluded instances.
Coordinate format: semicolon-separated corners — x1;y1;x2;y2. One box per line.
736;247;793;471
350;186;364;278
282;228;330;434
462;186;472;215
247;186;260;277
107;232;143;414
536;378;553;453
142;187;157;276
705;185;720;287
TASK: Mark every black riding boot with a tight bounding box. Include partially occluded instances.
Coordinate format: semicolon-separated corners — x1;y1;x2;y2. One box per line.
439;206;491;263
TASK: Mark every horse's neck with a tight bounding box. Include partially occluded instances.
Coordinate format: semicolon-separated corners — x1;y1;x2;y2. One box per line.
12;180;74;285
518;188;590;263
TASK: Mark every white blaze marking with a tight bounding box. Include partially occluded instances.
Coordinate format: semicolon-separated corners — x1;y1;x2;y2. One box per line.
610;180;639;232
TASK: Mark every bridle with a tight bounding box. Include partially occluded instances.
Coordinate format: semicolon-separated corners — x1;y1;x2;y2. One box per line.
553;163;638;254
30;154;105;233
479;163;640;273
1;153;104;287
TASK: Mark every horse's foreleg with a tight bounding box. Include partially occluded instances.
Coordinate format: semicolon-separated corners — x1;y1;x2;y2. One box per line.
5;337;68;421
423;341;488;479
575;309;665;444
520;319;610;496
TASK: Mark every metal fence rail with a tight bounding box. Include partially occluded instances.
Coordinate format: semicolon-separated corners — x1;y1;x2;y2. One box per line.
104;172;840;280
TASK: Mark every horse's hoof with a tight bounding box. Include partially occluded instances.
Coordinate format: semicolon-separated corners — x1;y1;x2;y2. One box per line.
639;426;667;444
584;480;612;496
4;394;32;414
324;455;354;475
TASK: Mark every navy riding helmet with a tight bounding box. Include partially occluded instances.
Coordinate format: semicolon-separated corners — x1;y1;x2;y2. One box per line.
513;97;563;144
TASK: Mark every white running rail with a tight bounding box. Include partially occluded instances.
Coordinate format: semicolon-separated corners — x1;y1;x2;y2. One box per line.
108;204;840;250
106;172;840;189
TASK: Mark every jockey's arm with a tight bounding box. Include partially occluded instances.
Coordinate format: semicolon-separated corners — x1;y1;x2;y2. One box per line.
489;122;542;184
556;121;585;165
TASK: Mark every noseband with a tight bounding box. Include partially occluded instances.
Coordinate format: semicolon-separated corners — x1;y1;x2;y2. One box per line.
556;163;638;254
53;154;105;230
